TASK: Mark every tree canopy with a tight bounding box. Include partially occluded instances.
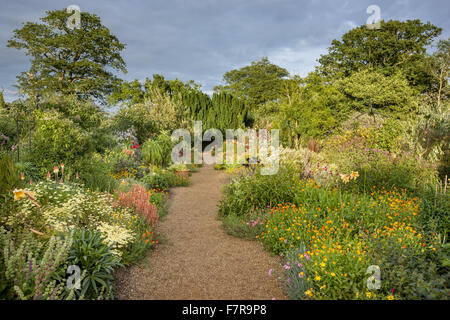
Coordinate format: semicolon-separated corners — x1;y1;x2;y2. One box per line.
318;20;442;92
214;57;289;109
7;8;127;103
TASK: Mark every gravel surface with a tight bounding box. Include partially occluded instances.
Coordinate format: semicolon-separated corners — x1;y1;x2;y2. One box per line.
115;165;287;300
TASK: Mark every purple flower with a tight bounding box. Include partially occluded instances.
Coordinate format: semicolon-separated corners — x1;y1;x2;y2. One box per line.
11;145;17;151
268;269;273;276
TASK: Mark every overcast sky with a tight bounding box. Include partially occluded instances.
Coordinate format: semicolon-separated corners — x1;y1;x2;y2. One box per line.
0;0;449;101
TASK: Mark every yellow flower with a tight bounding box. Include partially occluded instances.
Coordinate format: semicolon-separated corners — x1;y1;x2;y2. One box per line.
350;171;359;180
13;189;26;201
387;295;394;300
315;275;321;281
13;189;39;207
340;174;350;184
320;262;326;268
331;272;336;277
305;290;313;297
366;291;372;298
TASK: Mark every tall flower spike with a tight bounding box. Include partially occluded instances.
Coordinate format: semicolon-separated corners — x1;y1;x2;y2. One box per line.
46;171;51;181
20;172;24;180
53;166;59;182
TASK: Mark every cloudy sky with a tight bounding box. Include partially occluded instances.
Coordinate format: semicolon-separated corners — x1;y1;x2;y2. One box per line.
0;0;449;101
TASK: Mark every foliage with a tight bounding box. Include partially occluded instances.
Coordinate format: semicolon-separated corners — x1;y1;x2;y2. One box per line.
259;181;447;299
62;229;121;299
336;70;418;119
403;97;449;164
318;19;442;92
7;9;126;101
221;208;268;240
272;73;348;144
113;86;186;142
0;154;22;217
323;129;439;193
183;90;250;132
0;229;75;300
142;169;190;190
214;57;289;110
24;110;95;175
141;139;164;167
218;167;296;217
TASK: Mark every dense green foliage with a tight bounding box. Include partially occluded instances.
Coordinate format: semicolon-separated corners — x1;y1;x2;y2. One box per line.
1;5;449;301
214;57;289;110
7;9;126;102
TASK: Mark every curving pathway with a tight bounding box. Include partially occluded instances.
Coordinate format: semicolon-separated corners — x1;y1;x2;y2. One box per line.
115;165;287;300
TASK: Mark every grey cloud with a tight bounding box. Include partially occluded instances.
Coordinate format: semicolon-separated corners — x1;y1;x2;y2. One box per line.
0;0;449;101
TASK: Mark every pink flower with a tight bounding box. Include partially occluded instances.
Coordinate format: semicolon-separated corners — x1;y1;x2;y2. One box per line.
268;269;273;276
271;297;276;300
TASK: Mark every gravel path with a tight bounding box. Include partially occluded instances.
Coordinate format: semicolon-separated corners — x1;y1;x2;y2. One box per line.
115;165;287;300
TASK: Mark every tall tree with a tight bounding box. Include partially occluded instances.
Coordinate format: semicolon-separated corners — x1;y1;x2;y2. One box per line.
7;8;127;103
430;38;450;106
318;20;442;91
214;57;289;109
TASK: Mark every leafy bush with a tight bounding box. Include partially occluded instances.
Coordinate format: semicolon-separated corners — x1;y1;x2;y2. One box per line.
155;131;174;167
418;183;450;239
0;229;75;300
141;139;163;166
63;229;122;299
74;155;119;192
218;167;296;217
24;110;95;176
14;161;40;183
0;154;22;216
323;129;439;193
221;208;268;240
142;169;189;190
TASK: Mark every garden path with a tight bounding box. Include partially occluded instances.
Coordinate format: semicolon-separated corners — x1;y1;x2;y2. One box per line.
115;164;287;300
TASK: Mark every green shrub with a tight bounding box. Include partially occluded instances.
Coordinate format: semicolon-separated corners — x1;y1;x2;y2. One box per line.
14;161;40;183
24;110;96;176
370;237;449;300
323;130;439;194
0;154;22;219
142;170;189;190
0;228;74;300
220;208;268;240
418;184;450;239
155;131;174;167
141;140;163;166
74;155;118;192
218;167;296;217
63;229;122;299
